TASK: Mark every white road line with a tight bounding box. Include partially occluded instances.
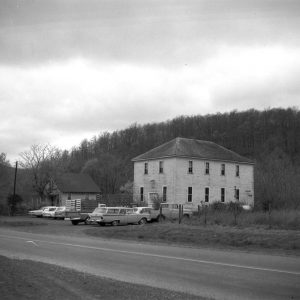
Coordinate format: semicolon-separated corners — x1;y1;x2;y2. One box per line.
0;234;299;276
26;240;39;247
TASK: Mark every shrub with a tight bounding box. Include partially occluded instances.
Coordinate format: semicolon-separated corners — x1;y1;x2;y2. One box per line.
7;194;23;216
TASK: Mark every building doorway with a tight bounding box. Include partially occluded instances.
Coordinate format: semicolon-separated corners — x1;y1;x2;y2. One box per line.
148;192;159;208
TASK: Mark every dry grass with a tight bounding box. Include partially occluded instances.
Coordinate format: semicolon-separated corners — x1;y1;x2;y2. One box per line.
84;221;300;255
189;209;300;230
1;214;299;256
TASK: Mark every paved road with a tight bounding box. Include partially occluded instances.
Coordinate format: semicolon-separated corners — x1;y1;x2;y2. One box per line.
0;228;299;300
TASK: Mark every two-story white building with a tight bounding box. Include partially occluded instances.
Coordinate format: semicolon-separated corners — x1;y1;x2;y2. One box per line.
132;137;254;209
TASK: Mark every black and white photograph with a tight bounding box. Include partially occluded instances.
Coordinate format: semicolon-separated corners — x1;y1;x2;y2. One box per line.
0;1;299;299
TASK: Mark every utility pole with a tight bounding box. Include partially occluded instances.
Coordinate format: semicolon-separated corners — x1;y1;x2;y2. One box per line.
12;161;18;210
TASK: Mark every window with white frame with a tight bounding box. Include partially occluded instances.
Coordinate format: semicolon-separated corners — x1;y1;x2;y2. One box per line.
188;187;193;202
236;165;240;177
144;162;148;175
205;162;210;175
159;161;164;173
205;187;209;202
221;163;225;176
162;186;167;202
188;160;193;174
140;187;144;202
221;188;225;202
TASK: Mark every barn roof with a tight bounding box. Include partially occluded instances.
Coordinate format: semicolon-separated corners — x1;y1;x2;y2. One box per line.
55;173;101;193
132;137;253;164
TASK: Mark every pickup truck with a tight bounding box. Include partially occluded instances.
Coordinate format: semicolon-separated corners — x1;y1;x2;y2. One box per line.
136;203;193;221
65;199;106;225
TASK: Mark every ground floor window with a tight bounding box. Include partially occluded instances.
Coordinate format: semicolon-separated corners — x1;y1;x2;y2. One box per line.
221;188;225;202
140;187;144;202
205;187;209;202
235;188;240;201
162;186;167;202
188;187;193;202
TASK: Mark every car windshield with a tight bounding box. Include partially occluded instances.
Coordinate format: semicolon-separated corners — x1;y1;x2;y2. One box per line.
49;208;56;211
56;207;65;211
93;208;107;214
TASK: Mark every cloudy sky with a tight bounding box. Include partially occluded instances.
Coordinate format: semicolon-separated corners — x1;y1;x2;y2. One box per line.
0;0;299;162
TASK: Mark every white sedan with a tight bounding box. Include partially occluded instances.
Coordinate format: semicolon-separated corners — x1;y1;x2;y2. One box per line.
42;207;58;218
28;206;57;217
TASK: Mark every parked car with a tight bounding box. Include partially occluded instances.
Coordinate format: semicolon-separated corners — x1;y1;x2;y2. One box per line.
28;206;57;218
65;199;106;225
86;206;108;225
89;207;151;226
42;207;58;218
133;207;154;222
153;203;193;221
54;206;66;219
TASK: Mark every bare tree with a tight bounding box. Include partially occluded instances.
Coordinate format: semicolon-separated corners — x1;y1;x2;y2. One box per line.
19;144;65;200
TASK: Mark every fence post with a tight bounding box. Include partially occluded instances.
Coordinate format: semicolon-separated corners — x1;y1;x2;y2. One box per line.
178;204;181;224
268;202;272;229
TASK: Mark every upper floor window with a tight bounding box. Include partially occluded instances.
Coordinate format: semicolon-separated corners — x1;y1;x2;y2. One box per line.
205;187;209;202
188;187;193;202
162;186;167;202
144;162;148;175
236;165;240;177
205;162;210;175
188;161;193;174
159;161;164;173
221;188;225;203
221;164;225;176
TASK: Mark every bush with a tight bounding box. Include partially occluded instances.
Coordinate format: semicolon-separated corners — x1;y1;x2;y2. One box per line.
0;203;9;215
7;194;23;216
210;201;227;212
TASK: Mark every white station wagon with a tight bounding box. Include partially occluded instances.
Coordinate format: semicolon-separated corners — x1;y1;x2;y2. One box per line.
89;207;151;226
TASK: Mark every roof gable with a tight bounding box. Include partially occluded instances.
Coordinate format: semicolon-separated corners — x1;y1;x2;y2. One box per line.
132;137;253;164
55;173;101;193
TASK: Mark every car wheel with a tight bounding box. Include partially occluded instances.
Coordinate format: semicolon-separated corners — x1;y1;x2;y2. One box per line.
71;220;79;225
98;222;105;226
138;218;147;225
111;220;118;226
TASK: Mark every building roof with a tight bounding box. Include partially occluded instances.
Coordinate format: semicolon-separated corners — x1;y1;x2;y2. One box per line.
55;173;101;193
132;137;254;164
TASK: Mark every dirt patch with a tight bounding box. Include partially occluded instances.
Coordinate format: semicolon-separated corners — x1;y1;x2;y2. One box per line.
0;255;205;300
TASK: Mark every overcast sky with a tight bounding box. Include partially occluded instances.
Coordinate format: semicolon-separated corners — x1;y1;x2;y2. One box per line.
0;0;299;162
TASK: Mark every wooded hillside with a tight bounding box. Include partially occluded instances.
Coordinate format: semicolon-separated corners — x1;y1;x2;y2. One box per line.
68;107;300;209
1;108;299;211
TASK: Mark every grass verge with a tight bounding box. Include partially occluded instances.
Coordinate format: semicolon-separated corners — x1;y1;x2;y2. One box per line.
0;255;206;300
84;221;300;255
